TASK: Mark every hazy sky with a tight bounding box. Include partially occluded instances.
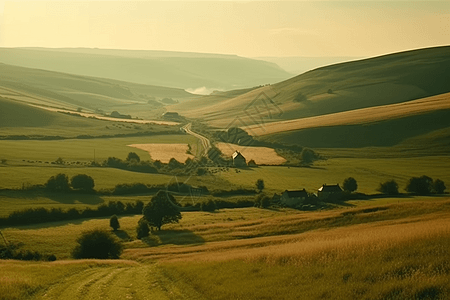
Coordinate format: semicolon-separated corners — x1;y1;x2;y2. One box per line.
0;1;449;57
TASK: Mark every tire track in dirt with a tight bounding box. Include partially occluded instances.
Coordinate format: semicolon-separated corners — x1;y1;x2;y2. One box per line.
38;263;204;300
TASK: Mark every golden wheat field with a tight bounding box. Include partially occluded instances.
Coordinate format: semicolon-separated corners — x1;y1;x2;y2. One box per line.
128;143;194;163
216;142;286;165
244;92;450;136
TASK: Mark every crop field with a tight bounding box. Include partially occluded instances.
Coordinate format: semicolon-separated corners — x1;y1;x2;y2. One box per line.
2;198;450;299
216;142;286;165
244;92;450;136
128;143;194;163
0;135;197;163
217;156;450;194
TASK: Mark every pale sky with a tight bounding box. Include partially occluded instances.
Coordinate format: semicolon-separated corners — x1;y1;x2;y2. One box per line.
0;1;449;57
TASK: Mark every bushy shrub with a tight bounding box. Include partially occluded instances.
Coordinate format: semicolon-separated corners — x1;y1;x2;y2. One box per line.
136;218;150;239
126;152;141;163
406;175;433;195
343;177;358;193
110;215;120;231
377;180;399;195
255;194;271;208
46;173;70;192
201;199;217;212
432;179;446;194
72;230;122;259
71;174;95;192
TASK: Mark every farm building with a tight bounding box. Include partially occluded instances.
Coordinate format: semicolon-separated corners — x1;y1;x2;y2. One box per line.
232;151;247;167
318;184;342;200
281;189;308;207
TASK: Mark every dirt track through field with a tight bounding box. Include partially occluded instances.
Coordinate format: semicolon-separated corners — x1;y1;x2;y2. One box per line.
38;263;203;300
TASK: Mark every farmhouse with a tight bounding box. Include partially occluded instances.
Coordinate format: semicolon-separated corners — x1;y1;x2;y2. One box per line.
281;189;308;207
318;184;343;200
232;150;247;167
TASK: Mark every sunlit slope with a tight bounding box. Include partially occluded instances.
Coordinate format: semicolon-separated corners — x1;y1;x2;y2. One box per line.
170;46;450;127
245;92;450;136
0;63;192;111
0;48;292;90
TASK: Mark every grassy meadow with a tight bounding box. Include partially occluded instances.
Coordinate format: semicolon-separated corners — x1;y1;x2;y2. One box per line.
2;198;450;299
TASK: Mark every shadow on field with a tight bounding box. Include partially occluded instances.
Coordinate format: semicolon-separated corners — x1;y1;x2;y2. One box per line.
143;230;205;246
114;230;131;241
0;190;105;205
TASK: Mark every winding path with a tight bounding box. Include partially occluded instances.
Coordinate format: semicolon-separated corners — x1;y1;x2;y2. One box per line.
181;123;211;157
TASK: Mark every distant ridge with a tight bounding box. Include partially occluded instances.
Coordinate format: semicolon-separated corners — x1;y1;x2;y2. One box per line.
0;47;292;90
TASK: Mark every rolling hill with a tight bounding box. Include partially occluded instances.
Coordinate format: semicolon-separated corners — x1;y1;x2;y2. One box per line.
169;46;450;128
0;62;194;118
0;48;292;91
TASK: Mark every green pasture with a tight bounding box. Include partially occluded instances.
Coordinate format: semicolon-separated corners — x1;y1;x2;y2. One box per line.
218;156;450;194
0;166;174;190
0;135;198;163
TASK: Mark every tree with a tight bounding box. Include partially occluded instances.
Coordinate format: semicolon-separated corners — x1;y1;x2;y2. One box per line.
343;177;358;193
255;193;271;208
142;191;182;230
72;230;122;259
46;173;70;192
71;174;95;192
110;215;120;231
126;152;140;163
406;175;433;195
377;180;399;195
256;179;265;193
432;179;446;194
301;148;317;165
136;218;150;239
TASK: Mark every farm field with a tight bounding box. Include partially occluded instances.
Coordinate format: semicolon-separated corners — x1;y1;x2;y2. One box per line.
2;198;450;299
128;143;194;163
0;135;198;163
244;92;450;136
0;166;174;190
216;142;286;165
217;156;450;194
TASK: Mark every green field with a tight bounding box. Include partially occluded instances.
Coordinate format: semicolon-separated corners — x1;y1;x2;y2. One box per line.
0;135;198;163
216;156;450;194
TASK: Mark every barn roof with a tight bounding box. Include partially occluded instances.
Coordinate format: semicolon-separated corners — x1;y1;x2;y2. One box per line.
232;151;245;159
318;184;342;192
283;189;308;198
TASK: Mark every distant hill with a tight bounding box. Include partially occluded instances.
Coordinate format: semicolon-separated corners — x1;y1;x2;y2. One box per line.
255;56;362;75
170;46;450;129
0;63;193;113
0;48;292;91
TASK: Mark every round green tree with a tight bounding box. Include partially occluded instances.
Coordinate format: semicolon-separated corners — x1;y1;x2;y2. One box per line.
142;191;182;230
71;174;95;192
343;177;358;193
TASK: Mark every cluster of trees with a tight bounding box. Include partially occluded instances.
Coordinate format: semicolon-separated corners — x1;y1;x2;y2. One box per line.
0;201;144;227
45;173;95;193
377;176;446;195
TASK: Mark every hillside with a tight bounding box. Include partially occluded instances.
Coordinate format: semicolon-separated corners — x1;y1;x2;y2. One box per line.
169;46;450;128
0;48;292;91
0;63;194;119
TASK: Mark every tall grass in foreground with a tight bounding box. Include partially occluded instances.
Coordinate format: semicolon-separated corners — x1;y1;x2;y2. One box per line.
161;216;450;299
